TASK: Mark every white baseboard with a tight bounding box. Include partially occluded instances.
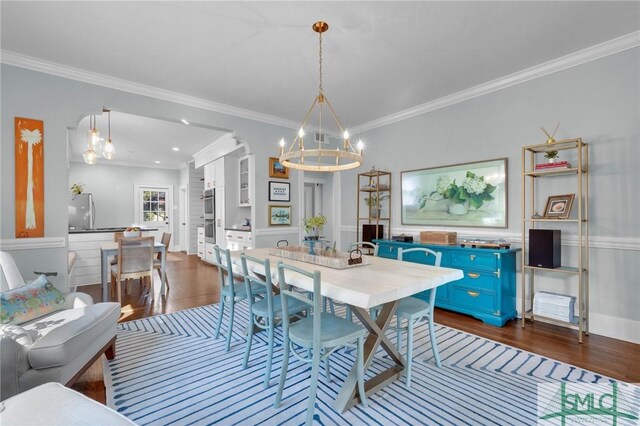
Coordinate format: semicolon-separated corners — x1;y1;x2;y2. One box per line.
589;312;640;345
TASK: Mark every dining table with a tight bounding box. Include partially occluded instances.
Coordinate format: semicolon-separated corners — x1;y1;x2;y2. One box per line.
230;247;464;413
99;241;167;302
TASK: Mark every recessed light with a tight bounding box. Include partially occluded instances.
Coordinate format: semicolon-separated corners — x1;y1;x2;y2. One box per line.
154;161;161;164
172;147;180;152
181;119;189;125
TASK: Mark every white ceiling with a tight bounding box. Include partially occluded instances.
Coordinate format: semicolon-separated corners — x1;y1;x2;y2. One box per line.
69;111;227;169
2;2;639;129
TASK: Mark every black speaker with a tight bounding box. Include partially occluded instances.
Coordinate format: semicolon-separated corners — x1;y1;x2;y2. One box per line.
528;229;561;269
362;225;384;243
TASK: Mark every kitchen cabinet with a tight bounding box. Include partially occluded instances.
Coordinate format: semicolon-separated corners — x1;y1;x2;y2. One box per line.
215;187;226;249
197;227;205;258
375;240;520;326
238;155;251;207
226;230;252;251
203;157;226;190
204;242;215;263
204;163;213;190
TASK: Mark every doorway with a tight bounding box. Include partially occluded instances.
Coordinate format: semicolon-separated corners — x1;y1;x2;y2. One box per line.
134;184;173;247
179;185;188;252
302;172;334;242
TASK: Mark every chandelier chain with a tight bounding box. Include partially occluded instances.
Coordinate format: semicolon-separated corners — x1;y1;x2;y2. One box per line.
318;30;323;94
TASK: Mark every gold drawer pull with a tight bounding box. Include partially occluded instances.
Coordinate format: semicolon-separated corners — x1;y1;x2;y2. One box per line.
468;273;480;279
467;290;480;297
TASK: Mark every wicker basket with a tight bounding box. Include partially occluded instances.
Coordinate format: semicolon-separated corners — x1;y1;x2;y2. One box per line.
420;231;457;245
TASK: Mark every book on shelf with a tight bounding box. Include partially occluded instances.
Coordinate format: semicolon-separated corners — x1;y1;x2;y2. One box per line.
535;161;572;170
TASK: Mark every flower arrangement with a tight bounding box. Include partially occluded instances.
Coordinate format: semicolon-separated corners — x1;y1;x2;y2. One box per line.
70;183;84;195
364;193;389;208
422;171;497;209
303;214;327;234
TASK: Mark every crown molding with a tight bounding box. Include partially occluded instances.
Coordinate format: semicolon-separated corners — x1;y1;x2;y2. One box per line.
352;31;640;133
0;50;302;131
69;157;184;170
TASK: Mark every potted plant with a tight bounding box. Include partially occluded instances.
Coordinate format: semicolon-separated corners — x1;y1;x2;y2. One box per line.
303;214;327;240
70;183;84;196
544;150;559;163
364;193;389;218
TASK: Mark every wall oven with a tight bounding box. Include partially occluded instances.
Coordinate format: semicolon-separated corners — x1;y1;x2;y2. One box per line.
204;189;215;243
204;219;215;244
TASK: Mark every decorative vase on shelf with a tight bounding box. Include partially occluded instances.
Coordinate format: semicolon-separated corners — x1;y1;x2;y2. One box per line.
448;200;470;216
370;207;381;218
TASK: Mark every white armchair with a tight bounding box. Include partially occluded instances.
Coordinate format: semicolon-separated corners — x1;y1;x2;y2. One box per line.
0;251;120;401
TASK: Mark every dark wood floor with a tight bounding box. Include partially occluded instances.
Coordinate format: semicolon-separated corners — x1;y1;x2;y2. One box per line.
72;251;640;403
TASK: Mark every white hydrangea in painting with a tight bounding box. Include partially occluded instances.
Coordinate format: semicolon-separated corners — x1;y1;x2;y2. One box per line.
436;176;453;195
463;174;488;195
20;128;42;229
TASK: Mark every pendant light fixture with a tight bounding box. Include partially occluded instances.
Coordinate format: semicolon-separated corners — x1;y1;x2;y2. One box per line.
278;21;363;172
103;109;115;160
82;115;99;164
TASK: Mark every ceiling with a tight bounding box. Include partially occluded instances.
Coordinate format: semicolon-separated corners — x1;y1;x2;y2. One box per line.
2;2;639;130
69;111;227;169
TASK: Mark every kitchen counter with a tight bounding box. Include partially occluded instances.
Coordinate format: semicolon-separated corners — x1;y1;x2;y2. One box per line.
224;227;251;232
69;227;158;234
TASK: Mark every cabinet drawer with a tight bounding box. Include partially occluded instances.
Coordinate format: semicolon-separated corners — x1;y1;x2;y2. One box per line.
454;271;498;293
452;287;496;314
377;244;398;259
451;251;497;272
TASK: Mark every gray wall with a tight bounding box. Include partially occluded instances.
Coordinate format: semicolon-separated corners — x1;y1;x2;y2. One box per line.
69;162;180;237
340;48;640;342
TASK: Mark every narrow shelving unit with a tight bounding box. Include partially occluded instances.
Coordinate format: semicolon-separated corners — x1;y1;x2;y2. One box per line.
521;138;589;342
356;169;391;245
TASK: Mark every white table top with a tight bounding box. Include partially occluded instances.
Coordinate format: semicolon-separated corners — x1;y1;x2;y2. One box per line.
100;241;165;251
232;248;463;309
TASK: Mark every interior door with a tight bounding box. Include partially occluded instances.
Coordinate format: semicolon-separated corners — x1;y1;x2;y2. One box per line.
136;185;172;244
179;186;187;252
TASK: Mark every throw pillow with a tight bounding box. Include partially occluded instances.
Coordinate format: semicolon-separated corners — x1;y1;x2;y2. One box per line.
0;275;65;325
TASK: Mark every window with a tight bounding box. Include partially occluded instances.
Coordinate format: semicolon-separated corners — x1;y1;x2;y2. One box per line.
142;190;167;222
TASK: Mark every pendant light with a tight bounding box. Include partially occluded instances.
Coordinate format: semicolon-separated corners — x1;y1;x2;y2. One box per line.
83;115;99;164
103;109;115;160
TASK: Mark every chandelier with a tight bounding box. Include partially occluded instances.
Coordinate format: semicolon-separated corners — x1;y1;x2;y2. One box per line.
278;21;363;172
83;109;115;164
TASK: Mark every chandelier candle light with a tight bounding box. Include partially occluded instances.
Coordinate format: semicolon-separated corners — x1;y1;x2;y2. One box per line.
278;21;364;172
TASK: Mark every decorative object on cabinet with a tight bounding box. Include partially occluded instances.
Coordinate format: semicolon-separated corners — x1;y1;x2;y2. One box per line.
521;137;589;343
356;168;391;243
268;181;290;202
401;158;507;228
541;122;560;144
15;117;44;238
375;239;520;327
276;21;364;173
391;234;414;242
269;157;289;179
268;205;292;226
420;231;457;245
543;194;575;219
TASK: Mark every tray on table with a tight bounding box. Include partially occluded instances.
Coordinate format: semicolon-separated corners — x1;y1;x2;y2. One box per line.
269;246;370;270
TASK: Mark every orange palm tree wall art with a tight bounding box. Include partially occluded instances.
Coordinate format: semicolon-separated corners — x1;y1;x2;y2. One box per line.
15;117;44;238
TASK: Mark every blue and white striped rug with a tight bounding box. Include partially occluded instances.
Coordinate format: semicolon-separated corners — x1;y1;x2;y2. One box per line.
105;303;639;425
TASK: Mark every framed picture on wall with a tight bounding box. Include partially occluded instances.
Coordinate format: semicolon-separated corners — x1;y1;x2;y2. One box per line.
269;157;289;179
401;158;508;228
269;205;292;226
269;181;290;202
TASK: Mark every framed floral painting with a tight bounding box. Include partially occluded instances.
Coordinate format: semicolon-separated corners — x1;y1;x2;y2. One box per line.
401;158;508;228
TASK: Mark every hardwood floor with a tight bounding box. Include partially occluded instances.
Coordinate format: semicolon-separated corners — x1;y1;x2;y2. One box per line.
72;251;640;404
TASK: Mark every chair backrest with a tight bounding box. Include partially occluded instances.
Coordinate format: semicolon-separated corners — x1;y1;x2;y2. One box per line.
349;241;379;257
397;247;442;267
240;254;275;319
277;262;321;348
213;245;236;295
118;237;155;275
0;251;26;292
114;232;124;242
157;233;171;260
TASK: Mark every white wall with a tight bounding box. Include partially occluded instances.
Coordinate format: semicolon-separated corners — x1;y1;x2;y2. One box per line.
340;48;640;343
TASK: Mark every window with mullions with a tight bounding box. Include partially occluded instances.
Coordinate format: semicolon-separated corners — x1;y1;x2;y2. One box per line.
142;190;167;222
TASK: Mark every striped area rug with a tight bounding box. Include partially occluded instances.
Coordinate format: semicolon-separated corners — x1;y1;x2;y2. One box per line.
105;303;638;425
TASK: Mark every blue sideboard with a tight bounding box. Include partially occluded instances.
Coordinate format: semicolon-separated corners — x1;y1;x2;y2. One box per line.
373;239;520;326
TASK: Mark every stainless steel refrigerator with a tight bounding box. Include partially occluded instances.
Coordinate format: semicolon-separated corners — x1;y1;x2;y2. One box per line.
69;193;95;230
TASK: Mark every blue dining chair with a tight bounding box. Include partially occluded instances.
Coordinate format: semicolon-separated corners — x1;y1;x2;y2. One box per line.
274;262;368;426
212;246;267;352
239;254;307;388
371;246;443;388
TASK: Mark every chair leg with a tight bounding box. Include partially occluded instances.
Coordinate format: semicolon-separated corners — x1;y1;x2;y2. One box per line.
263;321;274;389
324;351;332;383
306;347;321;426
346;305;352;322
116;277;122;305
243;314;254;369
110;274;116;299
396;316;402;350
428;316;442;368
356;335;368;408
225;299;235;352
214;297;225;339
406;317;414;388
274;338;290;408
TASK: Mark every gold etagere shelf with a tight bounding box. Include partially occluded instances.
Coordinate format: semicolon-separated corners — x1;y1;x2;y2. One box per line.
521;138;589;343
356;168;391;247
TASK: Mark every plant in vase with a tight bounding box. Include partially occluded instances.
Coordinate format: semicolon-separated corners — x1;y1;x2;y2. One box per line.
544;150;559;163
303;214;326;240
70;183;84;196
423;172;496;215
364;193;389;218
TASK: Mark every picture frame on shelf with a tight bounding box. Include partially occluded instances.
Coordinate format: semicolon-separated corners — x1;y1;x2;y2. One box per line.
401;158;508;228
268;181;290;202
543;194;575;219
269;157;289;179
269;205;292;226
